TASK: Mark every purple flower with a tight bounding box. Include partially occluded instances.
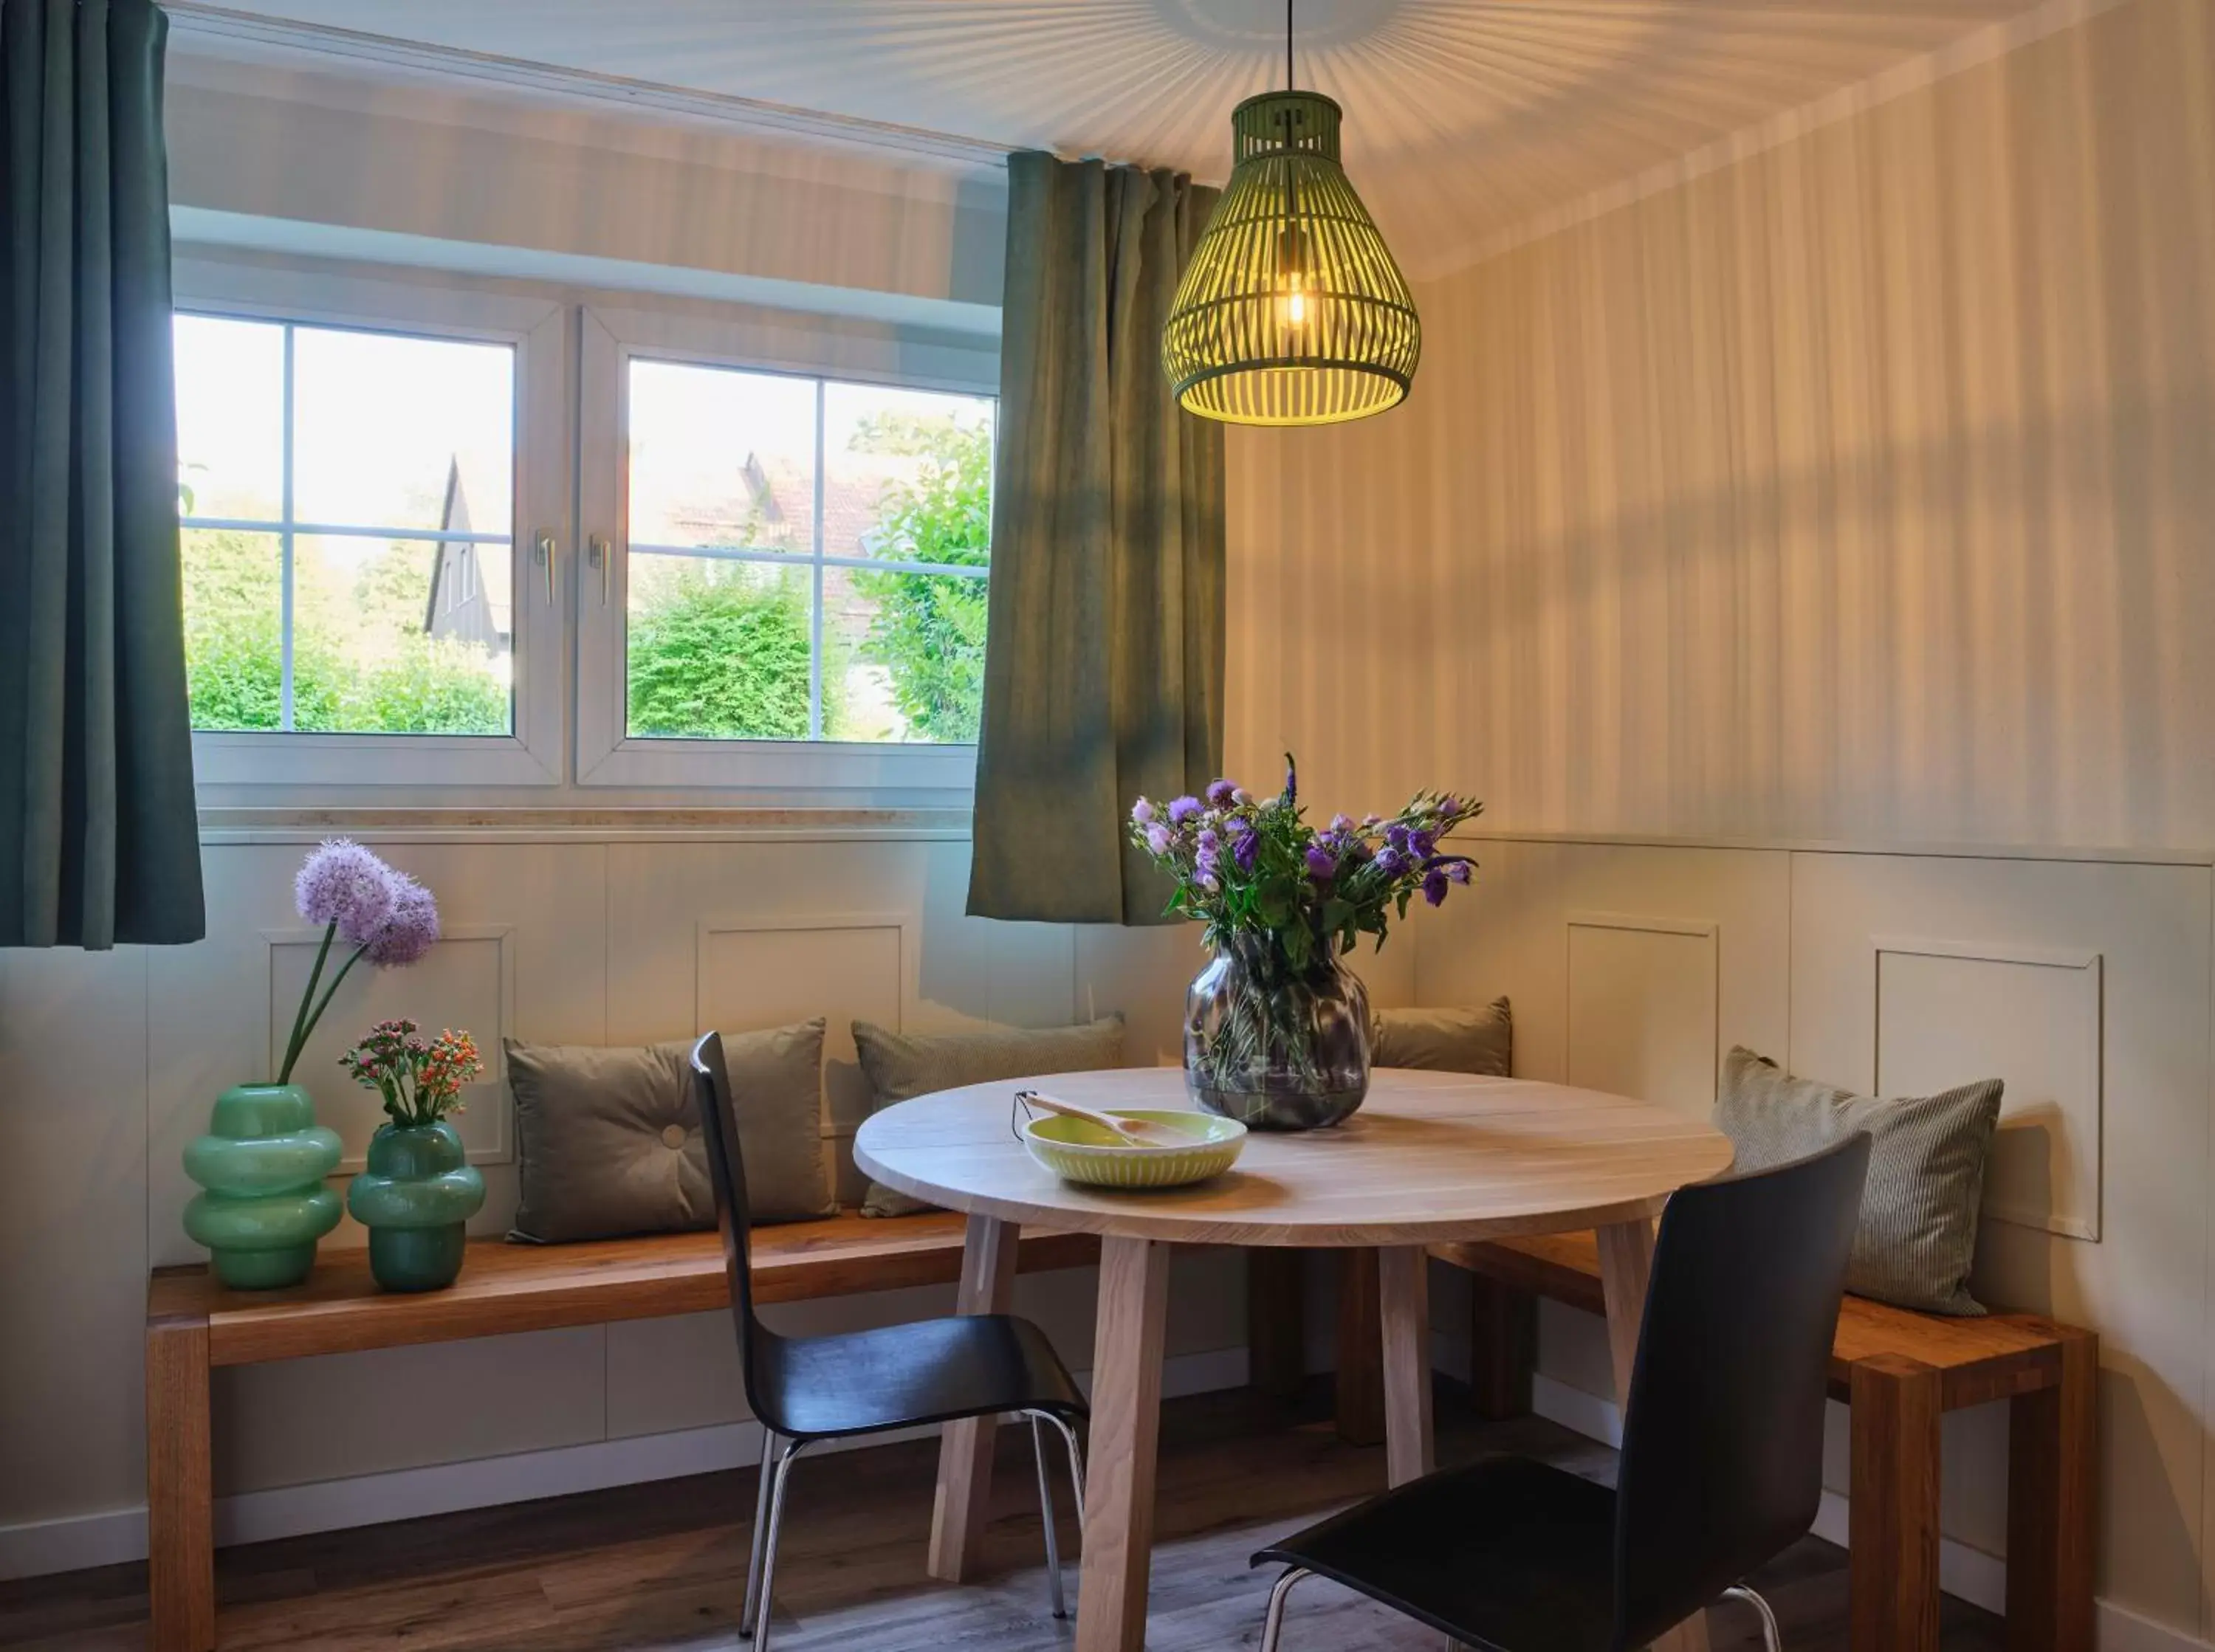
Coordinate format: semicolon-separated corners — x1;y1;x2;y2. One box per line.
1232;830;1260;873
1281;757;1298;806
1446;860;1473;884
363;875;440;967
1374;847;1406;878
1438;795;1462;817
1422;868;1451;906
295;839;396;947
1131;797;1156;825
1409;828;1438;858
1144;823;1173;856
1205;778;1237;808
1329;813;1355;833
1194;844;1220;888
1197;827;1220;853
1305;844;1338;881
1167;796;1203;826
1362;813;1384;828
1386;823;1412;853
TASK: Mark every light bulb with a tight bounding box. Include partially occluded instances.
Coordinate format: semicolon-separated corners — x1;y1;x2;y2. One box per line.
1283;275;1308;328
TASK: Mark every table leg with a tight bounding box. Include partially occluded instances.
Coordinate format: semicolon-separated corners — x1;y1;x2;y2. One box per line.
927;1213;1020;1582
147;1312;216;1652
1076;1236;1170;1652
1378;1247;1434;1487
2004;1328;2097;1652
1596;1217;1711;1652
1336;1246;1386;1445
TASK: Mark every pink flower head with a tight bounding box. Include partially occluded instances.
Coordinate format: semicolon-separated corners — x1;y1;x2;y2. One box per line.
1130;797;1156;825
363;875;440;967
295;839;396;946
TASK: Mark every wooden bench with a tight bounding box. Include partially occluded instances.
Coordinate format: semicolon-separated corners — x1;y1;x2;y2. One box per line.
145;1213;1099;1652
1427;1231;2095;1652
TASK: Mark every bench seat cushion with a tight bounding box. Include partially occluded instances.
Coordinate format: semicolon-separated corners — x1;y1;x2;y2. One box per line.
507;1022;836;1242
1715;1046;2002;1316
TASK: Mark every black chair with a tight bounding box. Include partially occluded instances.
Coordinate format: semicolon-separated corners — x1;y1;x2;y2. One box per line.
689;1033;1089;1648
1253;1132;1872;1652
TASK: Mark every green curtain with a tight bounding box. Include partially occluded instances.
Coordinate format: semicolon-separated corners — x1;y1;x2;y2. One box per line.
967;152;1226;925
1;0;202;948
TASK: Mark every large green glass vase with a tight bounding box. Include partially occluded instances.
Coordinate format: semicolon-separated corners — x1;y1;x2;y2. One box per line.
182;1084;344;1289
347;1122;485;1292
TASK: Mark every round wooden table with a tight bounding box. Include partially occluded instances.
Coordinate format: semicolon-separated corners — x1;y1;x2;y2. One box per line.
854;1067;1734;1652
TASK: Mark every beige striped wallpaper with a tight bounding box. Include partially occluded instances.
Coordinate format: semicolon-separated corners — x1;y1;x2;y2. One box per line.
1226;0;2215;854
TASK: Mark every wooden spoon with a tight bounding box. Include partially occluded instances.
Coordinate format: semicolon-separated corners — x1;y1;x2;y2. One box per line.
1016;1090;1187;1147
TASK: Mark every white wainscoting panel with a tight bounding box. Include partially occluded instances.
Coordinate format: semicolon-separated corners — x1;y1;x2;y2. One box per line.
269;924;516;1171
1565;912;1720;1117
1873;935;2104;1241
1790;850;2211;1616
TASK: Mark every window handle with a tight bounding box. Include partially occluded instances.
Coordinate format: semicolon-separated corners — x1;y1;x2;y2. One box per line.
588;534;611;605
534;531;557;606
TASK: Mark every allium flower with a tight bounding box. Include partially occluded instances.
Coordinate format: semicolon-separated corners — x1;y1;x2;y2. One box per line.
1167;796;1202;825
1205;778;1237;807
1304;844;1338;881
1145;823;1173;856
295;839;396;946
1423;868;1452;906
363;875;440;967
1131;798;1156;825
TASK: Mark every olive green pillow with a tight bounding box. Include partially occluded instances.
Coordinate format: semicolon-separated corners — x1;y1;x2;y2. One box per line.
506;1020;835;1242
1372;998;1512;1075
1714;1046;2002;1315
854;1016;1126;1216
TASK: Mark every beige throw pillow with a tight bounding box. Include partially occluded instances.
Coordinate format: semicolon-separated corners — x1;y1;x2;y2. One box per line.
1372;998;1513;1075
506;1020;835;1242
1713;1045;2002;1315
854;1016;1127;1216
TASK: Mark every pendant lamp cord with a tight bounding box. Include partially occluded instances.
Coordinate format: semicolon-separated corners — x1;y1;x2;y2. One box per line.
1286;0;1294;90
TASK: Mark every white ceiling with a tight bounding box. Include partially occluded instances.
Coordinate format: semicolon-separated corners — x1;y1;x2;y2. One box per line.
176;0;2053;274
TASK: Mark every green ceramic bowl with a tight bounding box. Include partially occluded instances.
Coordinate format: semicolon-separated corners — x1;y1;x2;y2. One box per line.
1020;1109;1247;1190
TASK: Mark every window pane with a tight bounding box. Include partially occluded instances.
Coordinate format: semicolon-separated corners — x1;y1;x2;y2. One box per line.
627;554;814;740
828;568;987;743
823;382;993;566
182;528;284;729
293;535;512;734
292;327;515;536
628;361;814;554
174;317;284;521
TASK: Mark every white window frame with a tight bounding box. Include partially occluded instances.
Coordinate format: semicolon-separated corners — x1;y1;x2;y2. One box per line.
173;254;569;790
574;300;998;797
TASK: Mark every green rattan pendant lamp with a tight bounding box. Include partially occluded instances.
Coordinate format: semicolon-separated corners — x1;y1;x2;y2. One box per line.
1162;0;1421;426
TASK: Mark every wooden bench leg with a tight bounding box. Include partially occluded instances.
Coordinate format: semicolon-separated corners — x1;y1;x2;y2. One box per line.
148;1312;216;1652
1336;1247;1385;1445
927;1214;1019;1583
1468;1273;1534;1420
1247;1249;1306;1405
1851;1354;1943;1652
2006;1329;2097;1652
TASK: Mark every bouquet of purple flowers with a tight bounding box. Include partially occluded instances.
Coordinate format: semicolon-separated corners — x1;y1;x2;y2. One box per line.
1128;756;1480;971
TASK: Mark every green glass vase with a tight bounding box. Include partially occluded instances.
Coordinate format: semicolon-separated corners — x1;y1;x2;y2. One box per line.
347;1121;486;1292
182;1084;345;1290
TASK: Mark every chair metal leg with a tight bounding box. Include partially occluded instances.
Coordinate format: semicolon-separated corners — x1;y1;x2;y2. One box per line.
1029;1416;1068;1619
1260;1566;1313;1652
1722;1585;1782;1652
741;1426;780;1638
751;1438;806;1652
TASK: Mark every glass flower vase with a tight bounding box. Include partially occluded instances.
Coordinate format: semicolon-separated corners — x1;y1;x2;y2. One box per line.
1184;932;1372;1130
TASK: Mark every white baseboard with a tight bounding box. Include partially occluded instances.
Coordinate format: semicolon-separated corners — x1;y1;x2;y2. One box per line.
1528;1375;2212;1652
0;1346;1249;1583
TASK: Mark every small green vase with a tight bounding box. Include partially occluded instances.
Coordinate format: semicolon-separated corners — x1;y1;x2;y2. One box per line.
347;1121;486;1292
182;1084;345;1290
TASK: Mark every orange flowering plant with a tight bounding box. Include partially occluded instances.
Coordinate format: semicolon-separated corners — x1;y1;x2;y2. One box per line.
339;1019;484;1129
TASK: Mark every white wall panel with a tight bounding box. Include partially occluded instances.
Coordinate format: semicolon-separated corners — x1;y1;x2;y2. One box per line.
1565;913;1720;1117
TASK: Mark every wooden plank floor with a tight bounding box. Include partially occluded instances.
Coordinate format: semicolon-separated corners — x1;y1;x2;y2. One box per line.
0;1386;2004;1651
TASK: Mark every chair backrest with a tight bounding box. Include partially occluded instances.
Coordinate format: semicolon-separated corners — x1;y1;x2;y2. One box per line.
1611;1131;1871;1649
690;1032;777;1414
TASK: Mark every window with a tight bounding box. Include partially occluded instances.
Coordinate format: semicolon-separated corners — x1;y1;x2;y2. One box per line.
622;361;995;746
174;314;518;736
